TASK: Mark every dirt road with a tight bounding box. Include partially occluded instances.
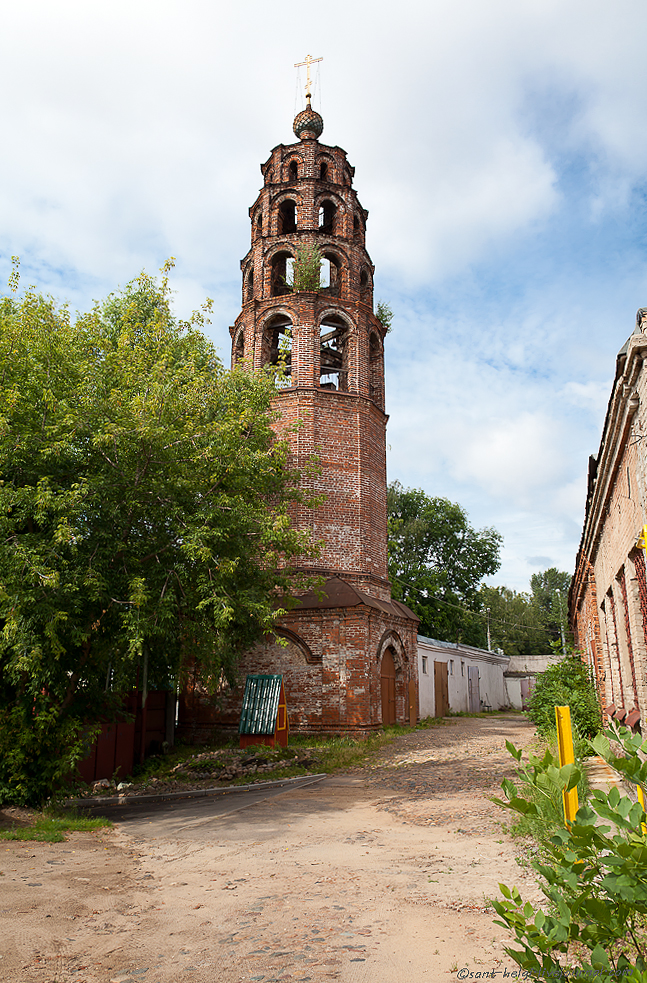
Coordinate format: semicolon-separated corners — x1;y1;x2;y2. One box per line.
2;714;542;983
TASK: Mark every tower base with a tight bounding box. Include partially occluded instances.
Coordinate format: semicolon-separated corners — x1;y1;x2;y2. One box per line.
177;577;419;741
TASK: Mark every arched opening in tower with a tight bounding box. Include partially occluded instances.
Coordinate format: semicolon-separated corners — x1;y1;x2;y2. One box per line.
278;199;297;234
320;253;341;297
245;267;254;302
318;200;336;235
288;160;298;181
271;251;294;297
320;314;349;391
320;161;329;181
264;313;293;387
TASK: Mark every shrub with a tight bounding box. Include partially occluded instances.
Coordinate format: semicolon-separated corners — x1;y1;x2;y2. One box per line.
494;728;647;982
527;655;601;740
376;300;393;332
288;244;322;292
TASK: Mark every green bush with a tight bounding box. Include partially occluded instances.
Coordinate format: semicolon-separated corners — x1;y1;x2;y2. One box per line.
527;655;601;739
0;703;100;807
494;728;647;982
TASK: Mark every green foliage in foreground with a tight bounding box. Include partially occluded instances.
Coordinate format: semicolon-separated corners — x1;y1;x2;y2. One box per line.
503;735;589;846
494;727;647;982
527;655;602;741
0;812;111;842
0;262;320;807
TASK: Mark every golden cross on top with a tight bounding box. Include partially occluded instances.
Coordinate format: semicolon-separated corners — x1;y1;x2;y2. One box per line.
294;53;323;105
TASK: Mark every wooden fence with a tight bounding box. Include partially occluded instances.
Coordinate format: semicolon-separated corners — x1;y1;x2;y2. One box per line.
76;690;175;784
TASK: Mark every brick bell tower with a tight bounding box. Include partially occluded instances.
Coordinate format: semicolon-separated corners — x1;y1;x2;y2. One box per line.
220;93;419;733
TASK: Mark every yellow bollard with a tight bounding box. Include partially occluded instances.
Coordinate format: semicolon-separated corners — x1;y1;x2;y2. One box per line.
638;785;647;835
555;705;579;826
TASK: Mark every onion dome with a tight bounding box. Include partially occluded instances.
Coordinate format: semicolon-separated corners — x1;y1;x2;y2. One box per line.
293;103;324;141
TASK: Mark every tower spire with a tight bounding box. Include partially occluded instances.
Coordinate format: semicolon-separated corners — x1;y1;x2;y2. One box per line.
294;53;323;108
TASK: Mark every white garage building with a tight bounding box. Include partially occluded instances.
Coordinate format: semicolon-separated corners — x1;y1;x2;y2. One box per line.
417;635;510;717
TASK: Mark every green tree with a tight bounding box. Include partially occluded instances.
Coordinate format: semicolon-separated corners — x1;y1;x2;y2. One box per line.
530;566;572;644
0;266;319;805
477;584;552;656
387;481;502;645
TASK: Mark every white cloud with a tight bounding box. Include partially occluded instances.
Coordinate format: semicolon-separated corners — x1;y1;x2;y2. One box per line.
2;0;647;591
562;380;613;414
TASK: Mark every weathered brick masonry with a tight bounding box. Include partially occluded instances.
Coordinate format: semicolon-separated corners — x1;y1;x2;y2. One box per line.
180;102;419;736
570;310;647;729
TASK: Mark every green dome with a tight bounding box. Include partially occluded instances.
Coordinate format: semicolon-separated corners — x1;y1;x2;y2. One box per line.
293;106;324;141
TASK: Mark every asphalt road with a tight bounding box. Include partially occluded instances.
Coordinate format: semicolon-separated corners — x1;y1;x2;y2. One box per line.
96;774;336;839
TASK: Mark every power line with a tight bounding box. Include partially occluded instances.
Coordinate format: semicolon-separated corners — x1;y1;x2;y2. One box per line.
393;575;566;638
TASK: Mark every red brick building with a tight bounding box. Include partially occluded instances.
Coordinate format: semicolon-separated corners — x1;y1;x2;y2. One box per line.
570;309;647;730
180;101;419;736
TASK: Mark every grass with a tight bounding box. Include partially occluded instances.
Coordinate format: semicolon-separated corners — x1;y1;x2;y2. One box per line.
102;718;442;791
0;811;112;843
226;722;430;782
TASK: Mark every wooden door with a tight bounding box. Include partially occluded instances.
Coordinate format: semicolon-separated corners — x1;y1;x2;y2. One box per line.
520;677;532;710
434;661;449;718
468;666;480;713
408;679;417;727
381;649;396;725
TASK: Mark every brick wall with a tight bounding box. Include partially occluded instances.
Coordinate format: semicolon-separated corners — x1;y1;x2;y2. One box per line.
569;319;647;729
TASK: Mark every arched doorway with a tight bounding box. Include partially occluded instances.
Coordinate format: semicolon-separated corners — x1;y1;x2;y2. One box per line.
380;649;396;725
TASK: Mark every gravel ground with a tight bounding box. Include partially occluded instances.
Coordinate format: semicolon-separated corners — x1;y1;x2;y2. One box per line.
1;713;542;983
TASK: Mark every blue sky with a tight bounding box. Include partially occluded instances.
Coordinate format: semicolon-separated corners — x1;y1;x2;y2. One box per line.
2;0;647;591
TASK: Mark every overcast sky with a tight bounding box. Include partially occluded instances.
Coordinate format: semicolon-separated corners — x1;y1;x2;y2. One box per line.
2;0;646;592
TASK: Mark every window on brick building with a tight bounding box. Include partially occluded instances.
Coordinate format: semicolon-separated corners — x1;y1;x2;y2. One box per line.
318;200;336;234
319;313;349;391
288;160;298;181
255;213;262;237
354;214;361;236
245;267;254;302
279;199;297;234
320;161;329;181
264;314;293;387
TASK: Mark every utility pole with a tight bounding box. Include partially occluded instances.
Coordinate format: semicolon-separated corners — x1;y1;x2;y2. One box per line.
486;607;491;651
556;590;567;657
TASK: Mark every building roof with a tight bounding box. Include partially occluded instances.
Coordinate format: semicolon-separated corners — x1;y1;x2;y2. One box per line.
417;634;510;664
291;576;419;622
239;674;283;736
